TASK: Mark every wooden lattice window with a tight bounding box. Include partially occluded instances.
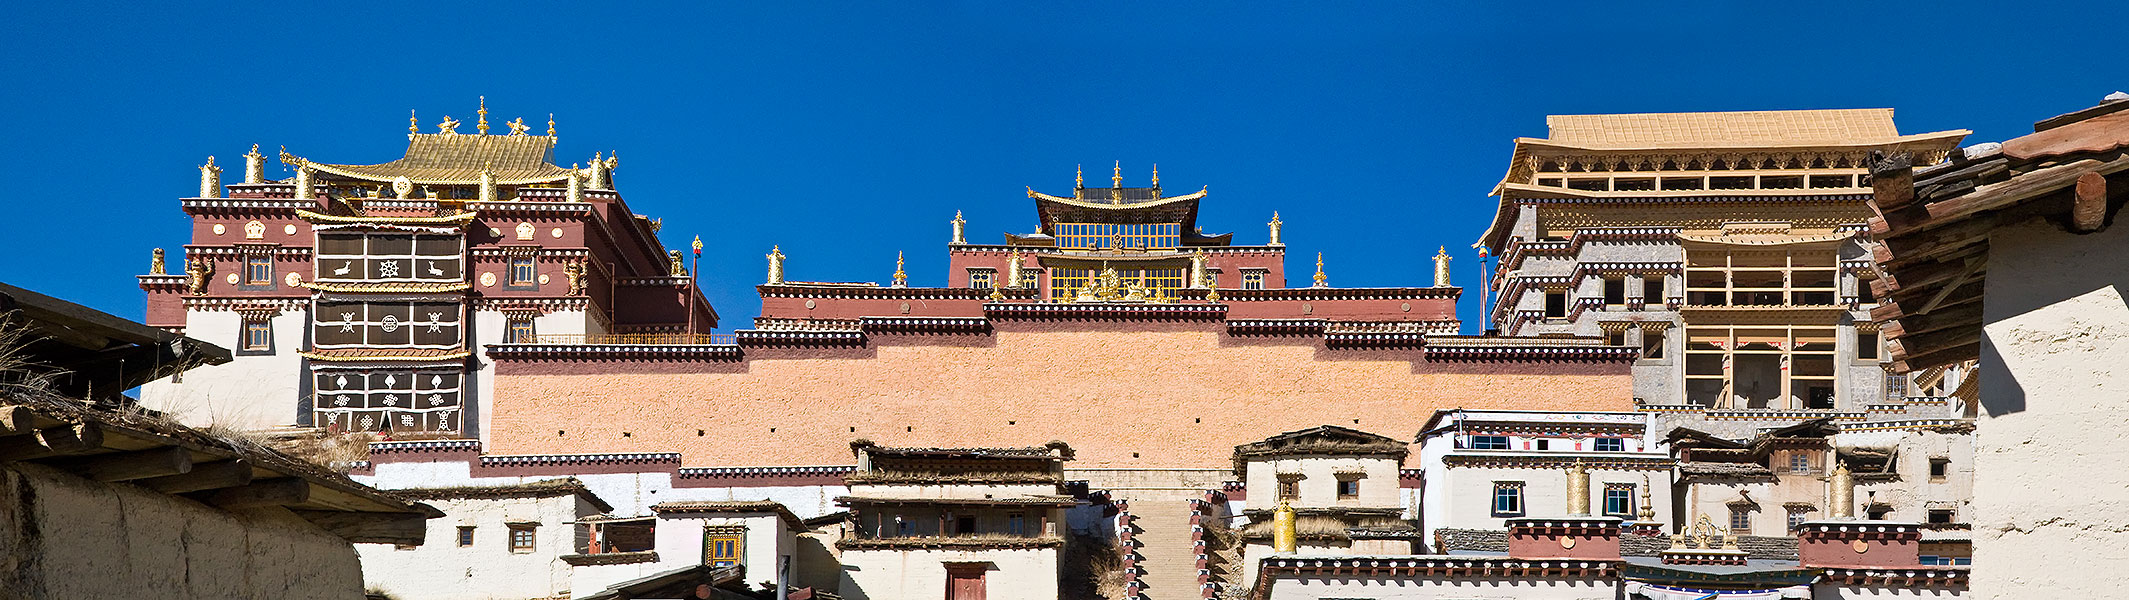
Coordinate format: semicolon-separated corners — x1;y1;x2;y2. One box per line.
704;525;744;567
508;524;536;553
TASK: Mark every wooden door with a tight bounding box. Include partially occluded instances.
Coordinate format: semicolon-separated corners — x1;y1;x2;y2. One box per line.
945;565;985;600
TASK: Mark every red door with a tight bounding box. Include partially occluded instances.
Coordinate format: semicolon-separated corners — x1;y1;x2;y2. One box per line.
946;565;986;600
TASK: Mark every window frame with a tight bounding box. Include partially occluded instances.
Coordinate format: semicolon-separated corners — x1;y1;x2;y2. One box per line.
1544;290;1568;318
968;269;995;290
1603;277;1626;307
703;526;744;567
457;526;475;548
1928;457;1950;481
1491;482;1525;517
505;318;536;344
1593;437;1626;452
242;255;274;289
239;319;273;355
1276;475;1302;502
508;257;538;289
1468;435;1510;450
1729;507;1753;534
508;524;537;553
1603;484;1634;517
1241;270;1267;290
1336;478;1361;499
1857;330;1882;361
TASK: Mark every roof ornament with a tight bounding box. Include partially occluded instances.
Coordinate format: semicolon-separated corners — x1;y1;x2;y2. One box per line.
292;163;313;201
409;110;419;135
1189;251;1207;289
668;250;686;277
1005;251;1024;289
766;245;786;285
506;117;529;136
566;164;584;202
950;210;966;245
547;113;557;137
1075;164;1084;190
1110;161;1123;203
1268;211;1284;246
437;115;461;135
243;144;266;185
1433;246;1452;288
150;248;166;275
891;251;908;288
587;152;609;189
1831;461;1855;519
392;176;413;199
198;156;222;199
1150;163;1160;190
1312;252;1328;288
1567;459;1591;516
1638;474;1657;522
477;162;497;203
476;96;490;134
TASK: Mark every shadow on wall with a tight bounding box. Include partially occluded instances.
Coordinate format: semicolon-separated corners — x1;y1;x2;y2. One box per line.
1975;219;2129;418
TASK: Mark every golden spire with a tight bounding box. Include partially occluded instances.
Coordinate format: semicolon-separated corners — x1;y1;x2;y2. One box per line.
1639;474;1656;521
409;110;419;134
547;113;557;136
1312;252;1327;288
1150;164;1160;188
1074;164;1084;189
476;96;489;134
1112;161;1123;188
891;251;908;288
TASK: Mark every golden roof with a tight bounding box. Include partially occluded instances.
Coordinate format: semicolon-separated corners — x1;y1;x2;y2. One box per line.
1543;109;1904;149
295;209;479;225
285;133;575;186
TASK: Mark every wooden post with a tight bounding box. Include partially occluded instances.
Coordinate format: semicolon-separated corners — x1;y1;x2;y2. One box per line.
139;459;253;494
51;446;193;482
293;510;430;546
0;423;104;461
2073;171;2110;233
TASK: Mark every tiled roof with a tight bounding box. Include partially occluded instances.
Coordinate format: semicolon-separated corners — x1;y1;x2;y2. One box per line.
387;477;613;513
1545;109;1901;148
649;500;805;528
290;133;576;185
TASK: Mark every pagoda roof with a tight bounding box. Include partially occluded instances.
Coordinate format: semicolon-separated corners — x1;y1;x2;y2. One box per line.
283;132;577;186
1029;186;1208;227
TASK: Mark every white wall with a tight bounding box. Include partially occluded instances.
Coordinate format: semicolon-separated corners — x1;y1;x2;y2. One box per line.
356;494;594;600
1262;568;1616;600
140;309;307;429
838;547;1057;600
652;513;794;588
1972;219;2129;599
357;459;848;519
1241;455;1401;508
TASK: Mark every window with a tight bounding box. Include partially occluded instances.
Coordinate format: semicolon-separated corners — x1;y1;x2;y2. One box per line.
1277;476;1301;501
506;319;535;344
704;527;743;567
1007;513;1026;535
1019;268;1042;289
1534;439;1550;451
969;270;994;289
1858;278;1877;304
1242;270;1266;290
1544;290;1568;318
1927;509;1955;524
1929;457;1950;481
1468;435;1509;450
1337;479;1361;499
1789;453;1813;474
1857;330;1881;360
1788;507;1813;531
955;515;977;535
1867;506;1892;520
1604;327;1626;346
1642;277;1664;304
1594;438;1625;452
1729;507;1752;533
509;257;536;287
1920;555;1972;566
1604;484;1634;517
508;524;536;553
1641;328;1666;360
1491;482;1524;517
457;526;475;548
1603;278;1626;306
242;320;271;352
244;256;273;286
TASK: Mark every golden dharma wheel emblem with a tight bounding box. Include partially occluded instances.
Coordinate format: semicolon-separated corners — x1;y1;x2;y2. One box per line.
212;223;226;235
284;272;302;287
284;224;297;236
223;273;238;285
1560;536;1577;549
479;272;497;287
391;176;413;198
1852;540;1869;554
550;228;563;239
538;274;551;285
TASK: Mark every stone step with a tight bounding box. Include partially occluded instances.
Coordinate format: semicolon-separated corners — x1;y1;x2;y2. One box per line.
1127;500;1207;600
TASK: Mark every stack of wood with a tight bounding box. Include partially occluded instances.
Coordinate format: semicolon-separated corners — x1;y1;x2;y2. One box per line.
1867;98;2129;372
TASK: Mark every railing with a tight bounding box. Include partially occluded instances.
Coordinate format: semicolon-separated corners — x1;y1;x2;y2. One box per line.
527;333;736;345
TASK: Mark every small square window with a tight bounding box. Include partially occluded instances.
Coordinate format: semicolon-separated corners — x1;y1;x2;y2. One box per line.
1857;331;1881;360
1336;479;1360;498
1594;438;1625;452
704;528;743;567
242;321;271;352
1929;457;1950;480
1927;509;1955;524
1277;477;1301;501
1603;484;1634;517
1469;435;1509;450
1018;268;1042;289
969;270;994;289
505;319;536;344
1603;278;1626;306
1534;439;1550;451
244;256;273;286
1544;291;1568;318
1641;328;1666;359
509;258;536;287
1788;508;1813;531
1789;453;1813;474
1242;271;1266;290
1729;507;1752;533
1007;513;1026;535
1492;482;1524;517
457;526;475;547
508;524;536;553
1642;277;1664;304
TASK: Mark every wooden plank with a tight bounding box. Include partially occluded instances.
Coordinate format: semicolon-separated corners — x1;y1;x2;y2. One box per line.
1893;340;1983;373
1889;324;1982;363
1870;153;1917;213
1882;302;1987;340
45;446;193;482
0;406;33;437
292;509;430;546
1901;157;2128;237
1873;246;1987;296
2074;170;2110;233
197;477;310;509
0;423;104;462
138;459;253;494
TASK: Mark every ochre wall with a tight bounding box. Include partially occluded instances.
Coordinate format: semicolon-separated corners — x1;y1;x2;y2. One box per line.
489;320;1631;468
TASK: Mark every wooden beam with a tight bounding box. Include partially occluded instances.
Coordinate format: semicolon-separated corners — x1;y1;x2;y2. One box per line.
0;423;104;461
138;459;253;494
196;477;310;509
1882;302;1987;340
1870;153;1916;213
1893;340;1983;374
1873;246;1988;296
1918;259;1987;315
2073;170;2110;233
1889;324;1983;363
44;446;193;482
292;509;431;546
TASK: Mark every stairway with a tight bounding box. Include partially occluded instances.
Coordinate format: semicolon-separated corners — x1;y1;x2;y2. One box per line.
1128;500;1205;600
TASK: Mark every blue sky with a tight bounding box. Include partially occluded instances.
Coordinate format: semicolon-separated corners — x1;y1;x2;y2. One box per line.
2;2;2121;331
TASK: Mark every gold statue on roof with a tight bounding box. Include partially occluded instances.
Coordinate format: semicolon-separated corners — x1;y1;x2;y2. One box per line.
437;116;461;135
669;250;686;276
891;251;908;288
564;259;588;296
150;248;166;275
506;117;530;136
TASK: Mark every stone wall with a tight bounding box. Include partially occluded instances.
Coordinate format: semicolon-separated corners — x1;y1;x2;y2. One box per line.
490;320;1632;468
0;462;365;600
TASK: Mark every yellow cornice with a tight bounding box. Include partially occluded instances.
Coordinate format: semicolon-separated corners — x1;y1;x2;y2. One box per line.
295;209;479;225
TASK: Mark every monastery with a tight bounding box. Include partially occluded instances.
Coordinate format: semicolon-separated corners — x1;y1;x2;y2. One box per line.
123;101;1995;600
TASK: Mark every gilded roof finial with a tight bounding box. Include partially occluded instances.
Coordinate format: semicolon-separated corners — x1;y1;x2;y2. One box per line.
1075;164;1084;189
409;110;419;134
891;251;908;288
476;96;489;134
547;113;557;137
1112;161;1123;188
1312;252;1328;288
1151;163;1160;189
